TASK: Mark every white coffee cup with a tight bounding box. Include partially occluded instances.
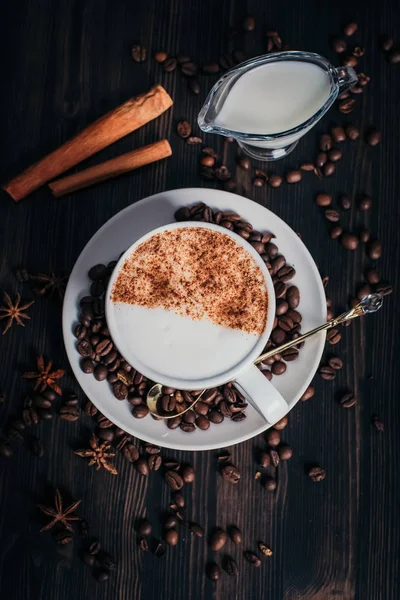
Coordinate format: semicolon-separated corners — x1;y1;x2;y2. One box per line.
106;222;288;424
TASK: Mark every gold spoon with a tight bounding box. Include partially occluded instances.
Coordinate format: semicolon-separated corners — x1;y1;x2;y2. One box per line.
146;294;383;418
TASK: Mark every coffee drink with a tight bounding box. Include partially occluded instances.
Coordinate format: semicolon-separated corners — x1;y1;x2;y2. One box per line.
109;225;269;383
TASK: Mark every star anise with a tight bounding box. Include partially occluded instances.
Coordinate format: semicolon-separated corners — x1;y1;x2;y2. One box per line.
31;272;68;299
0;292;35;335
75;434;118;475
37;489;81;532
23;355;65;395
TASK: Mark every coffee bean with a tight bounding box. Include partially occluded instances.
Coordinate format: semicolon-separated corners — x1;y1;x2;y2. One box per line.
88;264;108;280
286;170;302;183
331;125;346;142
165;470;184;491
274;415;288;430
137;519;152;537
345;124;360;140
227;525;242;544
269;448;279;467
277;265;296;282
341;392;356;408
94;364;108;381
173;493;185;509
376;281;393;296
181;465;195;483
331;37;347;53
177;121;191;139
160;395;176;413
59;405;79;421
319;134;333;151
0;442;13;457
266;429;280;447
83;551;96;566
154;541;165;557
206;562;221;581
31;438;44;457
278;444;293;460
163;57;177;72
135;457;150;476
272;361;286;375
327;148;342;162
154;51;168;63
327;328;342;344
286;286;300;309
282;347;299;362
162;528;179;546
363;269;379;285
113;382;128;400
366;129;381;147
343;22;358;36
221;464;240;483
202;63;220;74
328;356;343;370
148;455;162;471
122;444;139;463
340;232;359;250
342;55;358;67
357;283;372;300
167;416;181;430
90;280;105;297
242;14;255;31
316;193;332;207
316;152;328;167
323;162;335;176
77;340;92;358
223;556;239;576
271;328;286;345
180;61;198;76
308;466;326;482
269;175;283;188
200;155;215;169
244;550;262;566
338;98;356;113
175;207;191;221
388;48;400;64
340;195;351;210
276;298;289;315
259;452;270;468
358;195;372;211
325;209;340;222
187;79;200;95
210;528;228;551
74;323;87;339
274;281;286;299
131;44;146;62
253;177;265;187
319;365;336;380
371;414;384;432
366;239;382;260
331;226;343;239
189;522;204;537
300;162;315;171
132;404;149;419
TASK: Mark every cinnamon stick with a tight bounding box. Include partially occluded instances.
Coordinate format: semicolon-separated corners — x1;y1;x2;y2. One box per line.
3;84;173;201
48;140;172;197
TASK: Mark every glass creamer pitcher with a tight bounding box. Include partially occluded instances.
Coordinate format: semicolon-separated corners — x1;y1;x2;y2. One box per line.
198;51;357;161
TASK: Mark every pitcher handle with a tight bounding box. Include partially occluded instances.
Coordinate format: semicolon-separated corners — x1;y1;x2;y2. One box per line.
335;66;358;94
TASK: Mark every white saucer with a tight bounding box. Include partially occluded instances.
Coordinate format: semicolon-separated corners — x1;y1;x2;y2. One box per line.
63;188;326;451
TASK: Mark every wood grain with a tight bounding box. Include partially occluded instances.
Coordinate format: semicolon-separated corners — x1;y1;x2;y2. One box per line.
0;0;399;599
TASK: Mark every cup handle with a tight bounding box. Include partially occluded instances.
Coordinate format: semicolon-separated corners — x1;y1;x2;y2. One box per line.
335;66;358;93
234;365;288;425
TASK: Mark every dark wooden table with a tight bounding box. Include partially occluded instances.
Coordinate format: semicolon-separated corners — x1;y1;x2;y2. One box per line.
1;1;399;598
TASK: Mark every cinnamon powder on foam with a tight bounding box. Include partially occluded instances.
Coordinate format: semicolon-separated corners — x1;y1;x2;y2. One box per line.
111;228;268;336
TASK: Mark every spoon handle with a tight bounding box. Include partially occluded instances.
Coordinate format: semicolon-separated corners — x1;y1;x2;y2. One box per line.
254;294;383;366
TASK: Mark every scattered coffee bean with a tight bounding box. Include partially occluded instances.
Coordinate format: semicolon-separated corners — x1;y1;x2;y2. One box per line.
327;148;342;162
319;134;333;151
274;416;288;431
319;365;336;380
278;444;293;460
221;464;241;483
202;63;220;74
338;98;356;113
180;61;198;76
206;562;221;581
266;429;280;447
308;466;326;482
380;36;393;52
300;385;315;401
323;161;335;176
328;356;343;370
253;177;265;187
343;22;358;36
223;556;239;576
96;570;109;583
376;281;392;296
228;525;242;544
154;51;168;63
163;528;179;546
187;136;203;145
269;175;283;188
148;455;162;471
340;232;359;250
342;55;358;67
300;161;315;171
327;328;342;344
366;129;381;147
316;193;332;207
286;286;300;309
340;195;351;210
244;550;262;567
331;226;343;239
131;44;147;62
181;465;195;483
358;195;372;211
189;522;204;537
286;170;302;183
177;120;191;139
165;470;184;490
345;124;360;140
154;541;165;557
341;393;356;408
188;79;200;95
331;37;347;53
388;48;400;64
210;528;228;551
325;209;340;222
163;57;177;72
259;452;270;468
371;414;384;431
242;15;255;31
94;364;108;382
269;449;280;467
366;239;382;260
331;125;346;142
138;519;152;537
238;157;251;170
